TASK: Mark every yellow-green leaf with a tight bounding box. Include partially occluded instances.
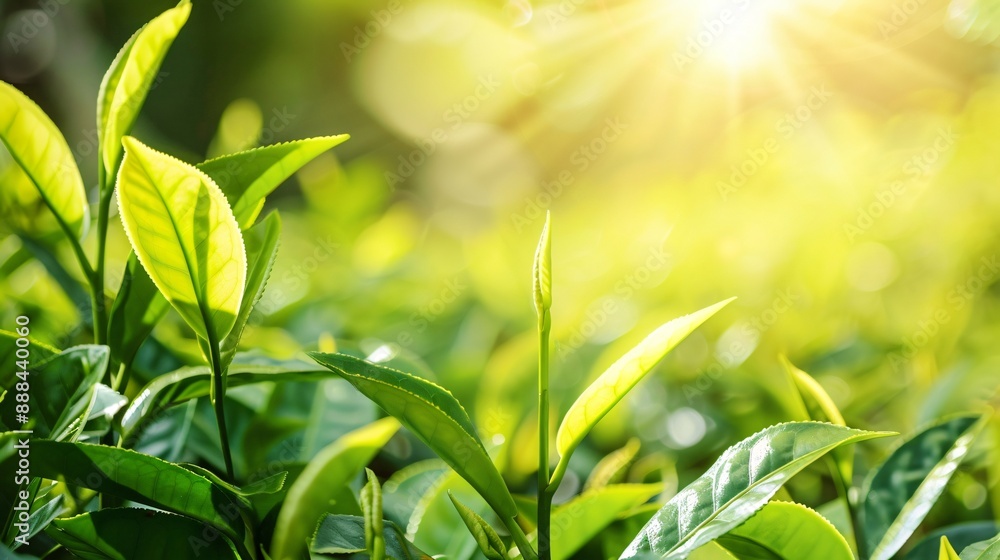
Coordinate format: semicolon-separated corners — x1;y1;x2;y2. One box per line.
116;136;246;343
941;537;962;560
0;81;87;238
100;1;191;177
716;502;854;560
556;298;734;458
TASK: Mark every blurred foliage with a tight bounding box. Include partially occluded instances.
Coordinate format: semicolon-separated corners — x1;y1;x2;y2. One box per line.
3;0;1000;552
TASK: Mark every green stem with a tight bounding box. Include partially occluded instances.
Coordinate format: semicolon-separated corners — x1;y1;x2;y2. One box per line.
208;338;235;481
537;310;552;560
92;163;112;347
505;517;538;560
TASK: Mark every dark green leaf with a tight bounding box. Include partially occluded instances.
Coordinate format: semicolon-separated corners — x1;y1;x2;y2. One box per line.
860;415;984;560
309;514;431;560
49;508;238;560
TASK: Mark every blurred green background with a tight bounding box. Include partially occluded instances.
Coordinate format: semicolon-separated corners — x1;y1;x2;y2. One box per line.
2;0;1000;538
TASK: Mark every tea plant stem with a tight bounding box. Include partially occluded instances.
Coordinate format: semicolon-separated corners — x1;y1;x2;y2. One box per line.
91;163;113;346
208;337;235;480
537;309;552;560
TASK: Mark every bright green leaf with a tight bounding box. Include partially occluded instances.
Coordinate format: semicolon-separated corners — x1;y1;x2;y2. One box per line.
620;422;893;560
271;418;400;560
197;135;350;228
49;508;239;560
0;81;87;238
116;136;247;343
715;501;853;560
362;469;386;560
307;352;519;521
557;298;735;459
861;415;984;560
99;2;191;177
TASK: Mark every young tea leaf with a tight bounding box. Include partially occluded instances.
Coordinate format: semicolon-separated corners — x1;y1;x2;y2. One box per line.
308;352;520;522
449;492;508;560
557;298;735;460
715;501;854;560
270;418;400;560
116;136;246;344
362;469;386;560
99;1;191;178
0;81;87;238
197;135;350;228
584;438;641;491
620;422;893;560
860;414;984;560
939;537;963;560
49;508;240;560
533;211;552;314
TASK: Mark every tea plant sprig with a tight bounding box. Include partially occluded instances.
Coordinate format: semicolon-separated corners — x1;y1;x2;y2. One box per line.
533;212;553;560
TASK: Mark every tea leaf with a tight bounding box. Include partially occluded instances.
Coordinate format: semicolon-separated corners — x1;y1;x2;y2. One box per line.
49;508;239;560
310;514;432;560
118;357;331;442
557;298;734;459
270;418;400;560
533;211;552;314
33;441;247;542
362;469;386;560
449;492;508;560
584;438;641;491
0;345;108;440
99;1;190;178
621;422;893;560
715;502;853;560
220;211;281;370
197;135;349;228
940;537;962;560
308;352;519;521
116;136;246;343
0;330;57;394
0;81;87;238
861;414;985;560
959;533;1000;559
107;256;171;367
